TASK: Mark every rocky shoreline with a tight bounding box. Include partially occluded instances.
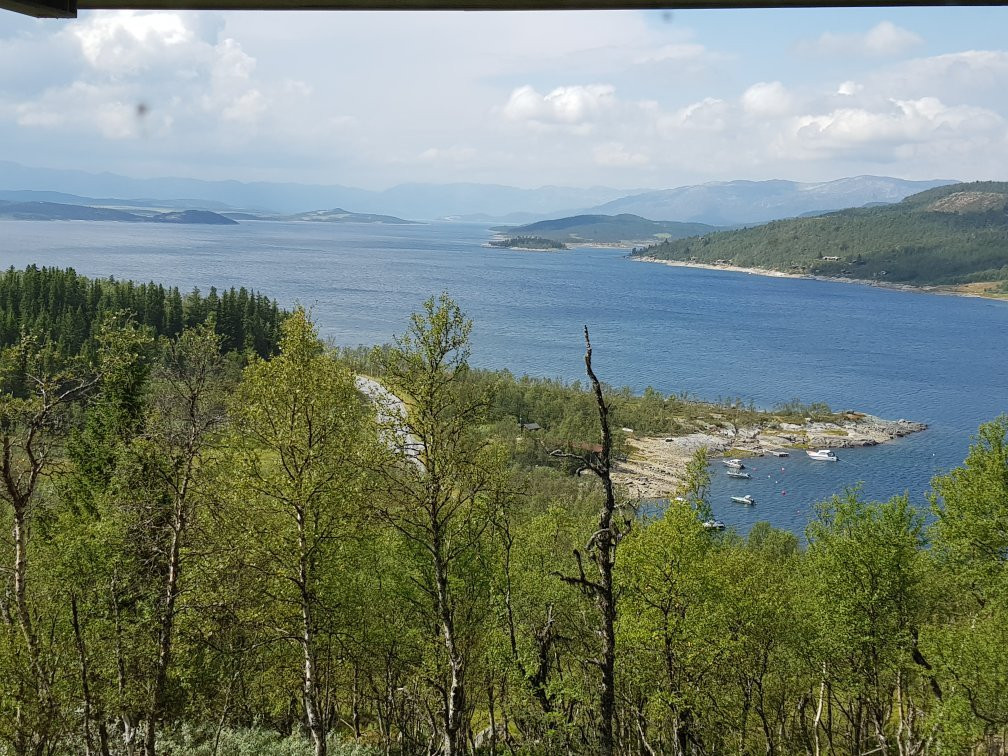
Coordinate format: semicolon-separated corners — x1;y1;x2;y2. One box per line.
614;414;926;499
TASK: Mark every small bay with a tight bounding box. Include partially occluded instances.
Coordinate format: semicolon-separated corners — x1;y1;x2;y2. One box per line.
2;218;1005;535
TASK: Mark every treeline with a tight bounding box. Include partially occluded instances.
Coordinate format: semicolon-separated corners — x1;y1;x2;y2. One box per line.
633;181;1008;286
0;265;284;358
2;290;1008;756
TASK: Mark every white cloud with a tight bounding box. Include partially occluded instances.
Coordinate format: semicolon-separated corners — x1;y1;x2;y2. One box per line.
0;11;307;146
802;21;924;58
742;81;795;117
74;12;196;73
658;97;730;133
1;9;1008;189
877;50;1008;107
503;84;617;127
786;97;1005;159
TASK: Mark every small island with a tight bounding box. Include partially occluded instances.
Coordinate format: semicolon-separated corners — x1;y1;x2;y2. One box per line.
497;213;720;245
488;235;566;251
283;207;418;224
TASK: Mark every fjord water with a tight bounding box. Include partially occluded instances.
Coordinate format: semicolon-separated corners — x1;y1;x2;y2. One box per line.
2;219;1006;535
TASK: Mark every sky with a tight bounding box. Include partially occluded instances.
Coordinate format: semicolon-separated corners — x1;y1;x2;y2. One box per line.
1;6;1007;190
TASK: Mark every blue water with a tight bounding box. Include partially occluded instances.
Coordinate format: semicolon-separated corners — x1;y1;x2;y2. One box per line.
2;219;1006;536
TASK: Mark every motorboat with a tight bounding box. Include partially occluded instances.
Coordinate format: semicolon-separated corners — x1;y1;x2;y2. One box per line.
702;519;726;531
770;450;790;457
731;495;755;506
726;470;751;479
806;449;838;462
722;458;745;469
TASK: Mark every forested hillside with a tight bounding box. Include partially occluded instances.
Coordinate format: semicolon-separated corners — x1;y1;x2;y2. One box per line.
1;274;1007;755
634;181;1008;287
0;265;283;357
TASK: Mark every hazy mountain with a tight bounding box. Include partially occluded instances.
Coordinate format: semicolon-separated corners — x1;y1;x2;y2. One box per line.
591;176;958;225
0;188;236;211
0;201;236;224
0;163;960;223
0;162;630;219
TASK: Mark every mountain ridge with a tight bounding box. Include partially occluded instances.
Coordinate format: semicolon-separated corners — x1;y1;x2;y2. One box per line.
591;176;958;225
632;181;1008;289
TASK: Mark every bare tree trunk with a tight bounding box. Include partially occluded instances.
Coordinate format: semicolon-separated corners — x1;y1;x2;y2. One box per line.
71;594;96;756
435;548;465;756
143;510;184;756
552;328;627;756
298;508;327;756
814;664;827;756
112;578;139;756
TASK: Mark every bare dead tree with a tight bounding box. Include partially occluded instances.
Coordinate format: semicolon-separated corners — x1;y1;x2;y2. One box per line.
550;326;634;756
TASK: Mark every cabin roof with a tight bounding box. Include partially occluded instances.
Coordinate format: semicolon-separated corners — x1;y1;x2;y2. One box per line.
3;0;976;22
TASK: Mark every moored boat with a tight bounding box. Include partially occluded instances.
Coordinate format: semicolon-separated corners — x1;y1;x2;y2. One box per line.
770;450;790;457
806;449;838;461
723;458;745;469
702;519;726;531
731;494;755;506
726;470;751;479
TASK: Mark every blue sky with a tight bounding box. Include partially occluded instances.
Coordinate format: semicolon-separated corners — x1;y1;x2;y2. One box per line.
1;7;1007;189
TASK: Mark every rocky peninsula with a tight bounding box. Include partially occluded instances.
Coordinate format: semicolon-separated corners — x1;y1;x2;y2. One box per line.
615;413;926;499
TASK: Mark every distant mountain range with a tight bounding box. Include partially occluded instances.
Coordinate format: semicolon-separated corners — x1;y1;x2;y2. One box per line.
0;162;627;220
633;181;1008;289
0;161;959;225
497;214;720;244
594;176;958;225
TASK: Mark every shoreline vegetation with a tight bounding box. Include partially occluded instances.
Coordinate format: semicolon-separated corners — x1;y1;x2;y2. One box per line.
343;346;928;501
633;255;1008;301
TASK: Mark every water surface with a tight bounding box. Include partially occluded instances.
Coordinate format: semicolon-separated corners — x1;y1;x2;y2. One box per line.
2;219;1005;535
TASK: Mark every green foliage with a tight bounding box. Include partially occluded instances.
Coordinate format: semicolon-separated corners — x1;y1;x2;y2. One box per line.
930;415;1008;595
158;725;380;756
0;264;284;359
488;236;566;250
635;181;1008;286
5;285;1008;755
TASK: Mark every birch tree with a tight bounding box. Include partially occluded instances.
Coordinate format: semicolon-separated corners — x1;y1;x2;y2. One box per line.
374;294;504;756
228;308;375;756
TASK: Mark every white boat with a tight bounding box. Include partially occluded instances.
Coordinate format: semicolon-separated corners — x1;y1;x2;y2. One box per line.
806;449;838;461
702;519;726;531
722;458;745;469
726;470;751;479
770;450;790;457
731;495;755;506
